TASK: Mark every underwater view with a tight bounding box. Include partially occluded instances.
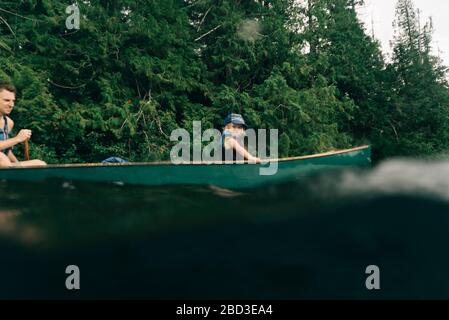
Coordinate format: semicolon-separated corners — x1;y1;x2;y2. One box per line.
2;158;449;299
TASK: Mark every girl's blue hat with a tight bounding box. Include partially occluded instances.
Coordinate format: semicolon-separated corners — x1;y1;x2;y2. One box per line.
224;113;247;129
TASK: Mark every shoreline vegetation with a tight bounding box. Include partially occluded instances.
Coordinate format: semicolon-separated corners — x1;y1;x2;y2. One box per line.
0;0;448;165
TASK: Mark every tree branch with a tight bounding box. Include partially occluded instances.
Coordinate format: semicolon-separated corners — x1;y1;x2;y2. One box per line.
195;25;221;42
197;6;212;32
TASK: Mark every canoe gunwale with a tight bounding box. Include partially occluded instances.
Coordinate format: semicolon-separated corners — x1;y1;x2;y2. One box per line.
0;145;370;170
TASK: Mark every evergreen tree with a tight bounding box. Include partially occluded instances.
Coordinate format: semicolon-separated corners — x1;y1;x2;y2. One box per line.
1;0;448;162
300;0;387;150
1;0;204;162
189;0;354;156
379;0;449;157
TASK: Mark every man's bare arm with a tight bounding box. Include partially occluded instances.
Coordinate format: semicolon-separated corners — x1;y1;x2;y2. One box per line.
0;136;20;151
6;119;18;162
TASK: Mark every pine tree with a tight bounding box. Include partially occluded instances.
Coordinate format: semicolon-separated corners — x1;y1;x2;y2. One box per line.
381;0;449;157
1;0;205;162
1;0;448;162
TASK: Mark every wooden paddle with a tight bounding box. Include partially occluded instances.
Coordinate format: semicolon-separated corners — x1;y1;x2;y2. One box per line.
24;139;30;161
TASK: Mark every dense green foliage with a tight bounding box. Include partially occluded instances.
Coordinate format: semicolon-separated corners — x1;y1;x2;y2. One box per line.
0;0;448;163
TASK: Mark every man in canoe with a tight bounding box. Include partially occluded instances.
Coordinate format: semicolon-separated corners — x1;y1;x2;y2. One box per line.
0;82;47;167
222;113;261;163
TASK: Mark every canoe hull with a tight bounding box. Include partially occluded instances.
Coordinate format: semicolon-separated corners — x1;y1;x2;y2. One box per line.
0;146;371;189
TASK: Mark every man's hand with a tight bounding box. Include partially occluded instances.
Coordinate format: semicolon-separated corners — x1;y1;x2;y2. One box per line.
16;129;32;143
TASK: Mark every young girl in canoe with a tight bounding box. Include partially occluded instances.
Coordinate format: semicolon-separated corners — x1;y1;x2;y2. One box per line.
0;82;46;167
221;113;261;163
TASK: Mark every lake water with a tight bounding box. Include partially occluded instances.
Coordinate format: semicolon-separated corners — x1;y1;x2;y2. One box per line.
1;158;449;299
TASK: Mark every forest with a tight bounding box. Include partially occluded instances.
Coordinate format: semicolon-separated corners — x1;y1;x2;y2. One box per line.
0;0;448;163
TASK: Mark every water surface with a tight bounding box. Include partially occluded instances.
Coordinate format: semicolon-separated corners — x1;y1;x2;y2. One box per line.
1;158;449;299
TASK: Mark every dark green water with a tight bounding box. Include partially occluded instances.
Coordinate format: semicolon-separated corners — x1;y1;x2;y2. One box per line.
1;159;449;299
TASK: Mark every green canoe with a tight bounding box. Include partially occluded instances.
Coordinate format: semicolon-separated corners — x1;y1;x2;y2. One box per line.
0;145;371;189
